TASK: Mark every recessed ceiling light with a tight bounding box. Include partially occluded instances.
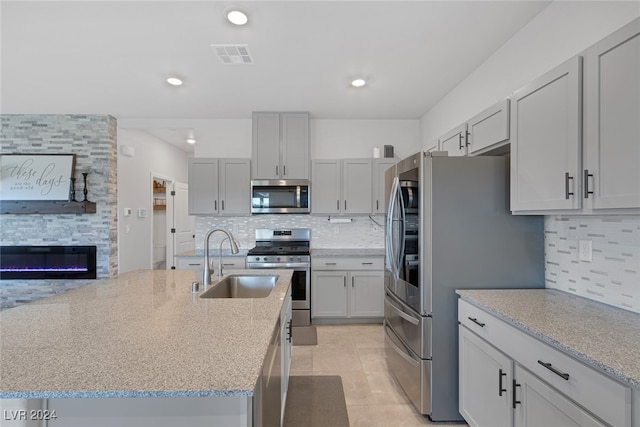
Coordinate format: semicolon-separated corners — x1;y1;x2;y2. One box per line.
351;79;366;87
167;77;183;86
186;138;196;145
227;10;248;26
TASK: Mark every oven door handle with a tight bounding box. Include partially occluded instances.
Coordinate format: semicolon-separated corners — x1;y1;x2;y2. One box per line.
246;262;310;269
385;294;420;325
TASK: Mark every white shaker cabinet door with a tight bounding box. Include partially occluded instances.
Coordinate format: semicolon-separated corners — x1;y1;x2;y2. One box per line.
188;158;219;215
459;326;512;427
584;19;640;210
350;270;384;318
252;112;280;179
311;271;348;318
218;159;250;215
467;99;510;155
311;159;341;214
513;365;606;427
342;159;372;214
280;112;310;180
439;123;468;157
510;56;583;212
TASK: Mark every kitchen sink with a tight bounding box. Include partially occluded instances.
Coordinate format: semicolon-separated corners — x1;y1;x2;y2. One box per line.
200;274;278;299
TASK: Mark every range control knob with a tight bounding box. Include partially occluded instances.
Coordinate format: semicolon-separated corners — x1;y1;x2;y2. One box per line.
276;257;281;262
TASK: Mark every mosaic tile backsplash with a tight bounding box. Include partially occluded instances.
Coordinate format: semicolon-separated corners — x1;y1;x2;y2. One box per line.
545;215;640;314
194;214;385;251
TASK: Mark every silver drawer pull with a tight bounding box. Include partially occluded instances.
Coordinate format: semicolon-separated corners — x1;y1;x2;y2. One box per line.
537;360;570;380
468;317;486;327
361;262;373;265
188;263;201;266
325;262;337;265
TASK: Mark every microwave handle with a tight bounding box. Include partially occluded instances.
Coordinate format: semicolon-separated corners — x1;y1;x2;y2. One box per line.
296;186;301;208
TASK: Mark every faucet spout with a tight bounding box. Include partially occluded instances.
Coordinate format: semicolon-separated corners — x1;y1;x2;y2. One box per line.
203;227;240;286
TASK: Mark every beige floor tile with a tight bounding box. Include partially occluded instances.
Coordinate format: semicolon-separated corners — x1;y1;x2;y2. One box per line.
356;347;388;372
290;324;468;427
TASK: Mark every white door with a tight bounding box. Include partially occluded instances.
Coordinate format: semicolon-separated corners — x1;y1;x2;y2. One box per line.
169;182;194;268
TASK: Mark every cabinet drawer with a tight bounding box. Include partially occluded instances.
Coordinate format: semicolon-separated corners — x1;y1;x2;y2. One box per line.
312;257;383;271
458;299;503;341
175;258;205;270
459;299;631;427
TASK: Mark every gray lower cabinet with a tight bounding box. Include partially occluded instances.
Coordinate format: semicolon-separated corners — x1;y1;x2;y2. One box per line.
311;257;384;321
458;299;632;427
188;158;250;215
311;159;372;214
175;256;245;271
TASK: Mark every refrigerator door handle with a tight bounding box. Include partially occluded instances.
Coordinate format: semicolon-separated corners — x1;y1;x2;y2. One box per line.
385;326;420;367
385;294;420;325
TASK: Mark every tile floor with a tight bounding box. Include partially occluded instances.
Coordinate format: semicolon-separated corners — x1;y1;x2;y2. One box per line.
290;323;469;427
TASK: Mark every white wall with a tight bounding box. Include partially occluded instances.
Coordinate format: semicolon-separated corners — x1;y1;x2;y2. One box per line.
125;118;420;161
117;129;189;273
420;1;640;145
311;119;420;160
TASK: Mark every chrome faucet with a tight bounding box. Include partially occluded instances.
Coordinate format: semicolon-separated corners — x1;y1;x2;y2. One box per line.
203;228;239;286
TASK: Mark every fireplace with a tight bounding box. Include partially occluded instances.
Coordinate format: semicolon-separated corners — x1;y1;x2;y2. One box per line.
0;246;97;280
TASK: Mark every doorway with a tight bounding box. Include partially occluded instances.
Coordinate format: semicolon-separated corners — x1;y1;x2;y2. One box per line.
150;173;195;270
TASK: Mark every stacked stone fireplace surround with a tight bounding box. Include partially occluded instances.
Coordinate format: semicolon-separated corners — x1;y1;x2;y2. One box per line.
0;115;118;309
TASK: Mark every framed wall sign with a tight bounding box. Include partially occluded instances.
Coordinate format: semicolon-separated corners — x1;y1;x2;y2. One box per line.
0;154;76;201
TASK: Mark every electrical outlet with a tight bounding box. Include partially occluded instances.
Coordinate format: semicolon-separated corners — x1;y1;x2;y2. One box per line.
579;240;592;262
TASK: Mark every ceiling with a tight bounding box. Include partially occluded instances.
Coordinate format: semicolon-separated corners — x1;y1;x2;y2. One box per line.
1;1;550;151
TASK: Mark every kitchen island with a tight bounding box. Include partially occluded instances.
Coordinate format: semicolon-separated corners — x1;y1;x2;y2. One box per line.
0;268;293;427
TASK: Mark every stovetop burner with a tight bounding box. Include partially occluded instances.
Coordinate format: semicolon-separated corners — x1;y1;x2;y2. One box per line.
247;244;310;256
247;228;311;257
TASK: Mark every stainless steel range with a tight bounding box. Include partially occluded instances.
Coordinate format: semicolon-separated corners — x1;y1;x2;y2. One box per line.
247;228;311;326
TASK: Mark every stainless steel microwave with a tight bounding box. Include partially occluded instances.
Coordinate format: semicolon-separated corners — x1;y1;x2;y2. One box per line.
251;180;310;214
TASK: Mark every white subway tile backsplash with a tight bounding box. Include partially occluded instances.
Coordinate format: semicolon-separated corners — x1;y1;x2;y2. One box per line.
194;214;385;251
545;215;640;313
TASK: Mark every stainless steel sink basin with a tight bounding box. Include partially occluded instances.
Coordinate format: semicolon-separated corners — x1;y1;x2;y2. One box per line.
200;274;278;299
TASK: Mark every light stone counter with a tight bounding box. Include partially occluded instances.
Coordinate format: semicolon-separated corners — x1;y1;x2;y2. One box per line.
311;248;384;257
456;288;640;389
0;268;293;399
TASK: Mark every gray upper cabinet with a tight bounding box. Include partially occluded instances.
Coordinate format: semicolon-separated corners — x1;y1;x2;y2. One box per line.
438;98;510;157
467;99;510;155
311;159;341;214
372;159;396;214
311;159;372;214
252;112;309;180
583;18;640;211
438;123;467;157
510;56;583;213
188;158;250;216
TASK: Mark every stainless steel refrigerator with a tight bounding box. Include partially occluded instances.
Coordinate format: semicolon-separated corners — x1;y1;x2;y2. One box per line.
384;151;544;422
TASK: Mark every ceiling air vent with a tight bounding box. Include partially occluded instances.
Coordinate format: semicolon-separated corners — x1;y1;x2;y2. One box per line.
210;44;254;65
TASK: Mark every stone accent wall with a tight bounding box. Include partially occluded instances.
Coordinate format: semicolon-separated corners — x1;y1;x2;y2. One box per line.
0;115;117;308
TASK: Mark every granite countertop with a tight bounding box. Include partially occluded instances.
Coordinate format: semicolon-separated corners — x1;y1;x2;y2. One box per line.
457;289;640;389
311;248;384;257
0;268;293;399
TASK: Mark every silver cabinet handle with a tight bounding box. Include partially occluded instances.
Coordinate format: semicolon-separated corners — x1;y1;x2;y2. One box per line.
276;165;279;176
537;360;570;380
325;262;337;265
458;133;464;150
584;169;594;198
214;200;217;211
351;276;354;287
221;200;225;211
337;200;340;210
344;200;347;211
343;276;346;287
468;317;486;327
283;165;286;176
565;172;574;199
